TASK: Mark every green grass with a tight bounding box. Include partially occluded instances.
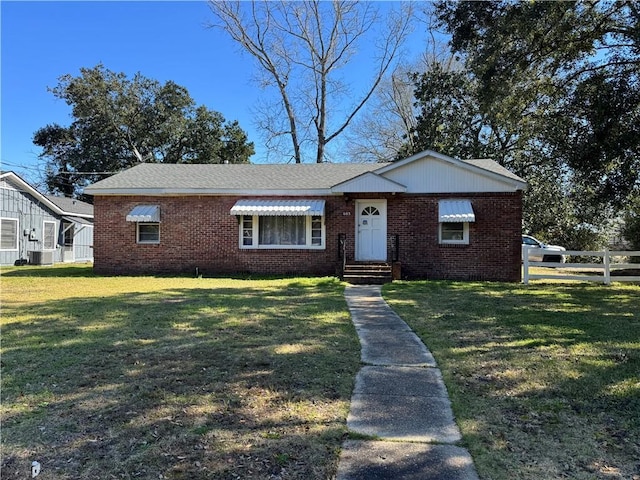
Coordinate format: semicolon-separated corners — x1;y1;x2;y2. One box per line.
1;265;361;479
5;265;638;479
383;280;640;480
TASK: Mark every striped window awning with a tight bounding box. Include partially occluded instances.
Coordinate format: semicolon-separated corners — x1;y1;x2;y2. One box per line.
126;205;160;222
438;200;475;222
230;199;325;216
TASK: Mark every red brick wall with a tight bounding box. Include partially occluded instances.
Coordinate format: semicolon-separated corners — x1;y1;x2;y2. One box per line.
384;192;523;282
93;192;522;282
93;195;351;277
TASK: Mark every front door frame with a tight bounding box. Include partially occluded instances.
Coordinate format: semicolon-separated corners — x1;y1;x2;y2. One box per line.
355;199;387;261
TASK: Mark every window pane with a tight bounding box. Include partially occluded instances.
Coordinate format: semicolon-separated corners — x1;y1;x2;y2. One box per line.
44;222;56;249
259;216;306;245
242;216;253;245
138;223;160;243
311;216;322;246
362;206;380;216
1;219;17;250
441;223;464;241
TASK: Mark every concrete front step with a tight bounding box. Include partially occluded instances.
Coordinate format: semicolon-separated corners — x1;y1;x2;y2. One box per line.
343;263;392;284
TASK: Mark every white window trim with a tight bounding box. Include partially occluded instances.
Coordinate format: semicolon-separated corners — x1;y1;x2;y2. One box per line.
43;220;57;250
0;217;19;251
439;222;470;245
239;215;325;250
137;223;161;244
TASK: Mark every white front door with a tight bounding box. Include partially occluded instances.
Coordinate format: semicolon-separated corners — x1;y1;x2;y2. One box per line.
356;200;387;261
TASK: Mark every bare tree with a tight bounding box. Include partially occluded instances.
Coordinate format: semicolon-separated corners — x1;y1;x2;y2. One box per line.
346;64;418;163
208;1;413;163
346;7;462;163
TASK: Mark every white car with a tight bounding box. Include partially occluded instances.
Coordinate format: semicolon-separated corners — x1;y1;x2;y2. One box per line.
522;235;566;263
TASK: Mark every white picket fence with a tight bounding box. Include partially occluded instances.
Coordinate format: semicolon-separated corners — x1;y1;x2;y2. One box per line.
523;246;640;285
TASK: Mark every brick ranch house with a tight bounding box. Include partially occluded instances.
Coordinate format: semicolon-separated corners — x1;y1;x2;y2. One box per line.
85;149;527;282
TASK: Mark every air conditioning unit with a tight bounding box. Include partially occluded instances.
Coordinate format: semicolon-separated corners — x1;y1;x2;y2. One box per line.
28;250;54;266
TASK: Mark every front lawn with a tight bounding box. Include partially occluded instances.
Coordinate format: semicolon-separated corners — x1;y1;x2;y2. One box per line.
1;265;360;479
383;280;640;480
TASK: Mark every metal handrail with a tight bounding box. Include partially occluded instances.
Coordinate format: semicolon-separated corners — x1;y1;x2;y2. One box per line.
338;234;346;274
390;234;399;263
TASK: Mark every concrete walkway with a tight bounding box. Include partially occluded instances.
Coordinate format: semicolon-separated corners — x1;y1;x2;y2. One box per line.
336;285;479;480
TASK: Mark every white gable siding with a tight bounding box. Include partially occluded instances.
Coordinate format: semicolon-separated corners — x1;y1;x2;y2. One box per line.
331;172;406;193
1;177;20;192
381;156;522;193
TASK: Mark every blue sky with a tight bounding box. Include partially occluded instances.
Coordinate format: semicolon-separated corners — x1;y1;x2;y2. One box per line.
1;1;429;187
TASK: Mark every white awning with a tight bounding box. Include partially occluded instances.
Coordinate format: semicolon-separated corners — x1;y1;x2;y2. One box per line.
126;205;160;222
230;199;325;216
438;200;475;222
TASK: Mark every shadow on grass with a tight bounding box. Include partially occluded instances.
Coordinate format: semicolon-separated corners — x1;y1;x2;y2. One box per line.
1;265;345;285
1;264;99;278
386;281;639;400
384;280;640;479
1;280;360;479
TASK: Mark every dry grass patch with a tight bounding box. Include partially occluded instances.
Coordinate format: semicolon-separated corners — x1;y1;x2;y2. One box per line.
1;265;360;479
383;280;640;480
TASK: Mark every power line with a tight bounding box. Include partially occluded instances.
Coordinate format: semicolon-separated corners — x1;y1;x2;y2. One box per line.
0;161;43;172
1;161;116;175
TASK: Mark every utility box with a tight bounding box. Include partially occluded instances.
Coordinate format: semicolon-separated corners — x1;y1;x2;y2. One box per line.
28;251;54;266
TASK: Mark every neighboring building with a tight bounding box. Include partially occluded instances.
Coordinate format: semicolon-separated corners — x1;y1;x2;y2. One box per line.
85;150;527;282
0;171;94;266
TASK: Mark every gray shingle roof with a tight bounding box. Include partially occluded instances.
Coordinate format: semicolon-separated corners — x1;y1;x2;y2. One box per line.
463;159;525;183
45;195;94;216
85;163;390;193
84;151;526;195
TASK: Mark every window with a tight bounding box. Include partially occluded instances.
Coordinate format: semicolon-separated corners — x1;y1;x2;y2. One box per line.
242;216;253;246
439;222;469;245
361;206;380;216
137;223;160;244
259;216;306;245
311;216;322;246
240;215;325;249
0;218;18;250
43;221;57;250
438;199;474;245
126;205;161;244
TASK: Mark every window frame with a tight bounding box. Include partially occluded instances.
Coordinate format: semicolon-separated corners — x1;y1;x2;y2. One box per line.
137;222;161;244
239;214;325;250
43;220;57;250
0;217;19;251
62;222;74;247
439;222;469;245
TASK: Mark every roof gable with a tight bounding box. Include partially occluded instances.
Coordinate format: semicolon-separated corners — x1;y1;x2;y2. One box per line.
330;172;406;193
1;172;94;218
375;150;526;193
